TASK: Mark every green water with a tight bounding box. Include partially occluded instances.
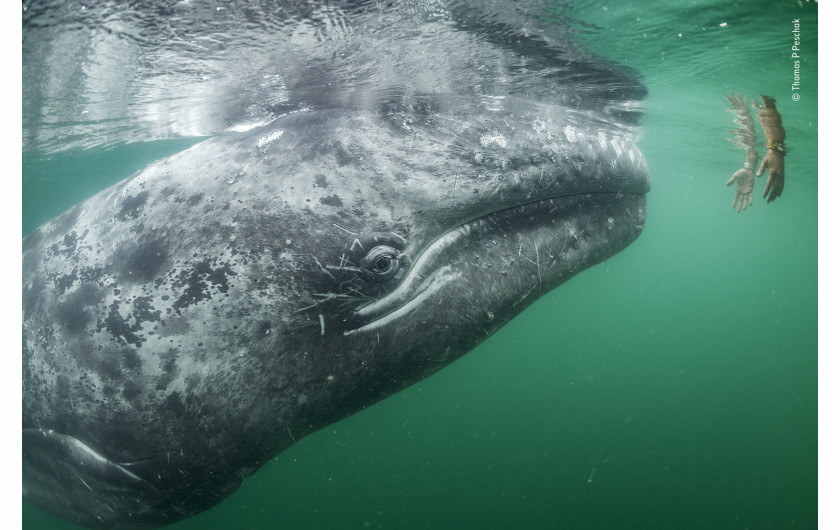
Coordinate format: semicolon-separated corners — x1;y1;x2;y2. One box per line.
22;0;818;528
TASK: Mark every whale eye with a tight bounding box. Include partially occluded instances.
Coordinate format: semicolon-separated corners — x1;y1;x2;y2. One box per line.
359;245;402;282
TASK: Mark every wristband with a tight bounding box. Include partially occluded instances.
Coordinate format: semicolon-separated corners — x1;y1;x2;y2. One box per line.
766;142;786;156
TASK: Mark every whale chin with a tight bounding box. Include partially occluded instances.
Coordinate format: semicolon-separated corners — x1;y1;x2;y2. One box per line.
23;428;181;529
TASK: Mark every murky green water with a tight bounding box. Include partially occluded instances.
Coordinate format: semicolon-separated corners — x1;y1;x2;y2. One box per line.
22;0;818;528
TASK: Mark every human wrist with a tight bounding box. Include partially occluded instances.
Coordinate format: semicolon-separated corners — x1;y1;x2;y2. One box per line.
745;146;758;165
765;141;786;156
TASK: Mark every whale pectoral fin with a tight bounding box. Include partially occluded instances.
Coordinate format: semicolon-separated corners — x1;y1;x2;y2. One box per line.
23;428;163;528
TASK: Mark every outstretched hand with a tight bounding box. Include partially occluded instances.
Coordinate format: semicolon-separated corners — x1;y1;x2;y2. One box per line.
726;166;755;212
756;149;785;202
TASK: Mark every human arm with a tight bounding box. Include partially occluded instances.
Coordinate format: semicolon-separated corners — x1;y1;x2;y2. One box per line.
725;93;759;212
754;95;786;202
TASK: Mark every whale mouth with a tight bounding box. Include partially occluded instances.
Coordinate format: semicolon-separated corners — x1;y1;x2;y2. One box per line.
346;190;646;335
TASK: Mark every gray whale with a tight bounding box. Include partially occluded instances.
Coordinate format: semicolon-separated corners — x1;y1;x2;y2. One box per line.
23;1;649;527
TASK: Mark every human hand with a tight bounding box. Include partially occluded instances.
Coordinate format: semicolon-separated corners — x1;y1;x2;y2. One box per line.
726;166;755;212
756;149;785;202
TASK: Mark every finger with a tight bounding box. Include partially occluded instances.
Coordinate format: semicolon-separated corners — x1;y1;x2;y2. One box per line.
756;158;767;177
763;175;772;199
770;182;782;202
726;175;736;186
770;172;783;202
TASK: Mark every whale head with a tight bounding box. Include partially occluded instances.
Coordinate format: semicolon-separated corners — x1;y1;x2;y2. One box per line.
23;1;648;527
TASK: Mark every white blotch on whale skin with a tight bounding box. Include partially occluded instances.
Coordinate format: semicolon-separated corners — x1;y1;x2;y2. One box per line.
479;130;507;149
257;129;285;148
